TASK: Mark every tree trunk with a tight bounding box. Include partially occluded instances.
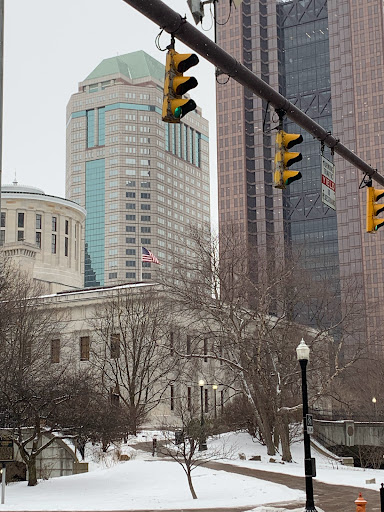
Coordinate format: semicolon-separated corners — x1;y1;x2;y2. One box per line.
186;470;197;499
27;458;38;486
263;424;276;456
279;417;292;462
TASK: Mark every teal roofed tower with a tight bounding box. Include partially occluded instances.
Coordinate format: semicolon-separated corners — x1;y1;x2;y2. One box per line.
86;50;164;82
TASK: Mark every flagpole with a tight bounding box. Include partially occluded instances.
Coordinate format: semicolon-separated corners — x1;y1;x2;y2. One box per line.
140;246;143;282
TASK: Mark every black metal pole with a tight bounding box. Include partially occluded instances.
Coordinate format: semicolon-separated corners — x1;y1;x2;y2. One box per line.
214;388;217;419
299;359;317;512
199;385;207;451
121;0;384;187
380;483;384;512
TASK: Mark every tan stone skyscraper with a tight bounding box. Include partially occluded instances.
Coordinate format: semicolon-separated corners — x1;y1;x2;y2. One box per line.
216;0;384;353
66;50;210;287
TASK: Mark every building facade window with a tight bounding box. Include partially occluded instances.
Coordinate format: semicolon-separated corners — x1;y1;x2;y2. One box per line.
87;109;95;148
36;214;42;230
51;339;60;363
36;232;41;249
18;231;24;241
52;234;57;254
98;107;105;146
80;336;90;361
65;237;69;256
18;212;24;228
52;216;57;231
1;212;5;228
110;334;120;359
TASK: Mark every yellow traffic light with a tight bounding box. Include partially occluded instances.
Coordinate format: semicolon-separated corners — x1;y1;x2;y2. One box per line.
162;49;199;123
366;186;384;233
274;130;303;189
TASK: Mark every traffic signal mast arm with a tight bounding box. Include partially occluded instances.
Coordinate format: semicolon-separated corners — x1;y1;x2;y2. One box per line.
122;0;384;188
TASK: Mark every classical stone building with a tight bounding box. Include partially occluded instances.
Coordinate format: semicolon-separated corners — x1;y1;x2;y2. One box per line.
0;182;86;293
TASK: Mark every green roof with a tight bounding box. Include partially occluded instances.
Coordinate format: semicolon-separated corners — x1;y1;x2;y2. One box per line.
85;50;164;83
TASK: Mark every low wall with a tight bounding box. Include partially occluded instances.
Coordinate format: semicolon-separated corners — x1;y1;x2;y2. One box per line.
314;419;384;447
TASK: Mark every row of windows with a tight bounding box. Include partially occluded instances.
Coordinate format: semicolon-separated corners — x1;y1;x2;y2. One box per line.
3;213;63;232
126;192;150;199
126;203;151;210
125;215;151;221
169;385;224;413
53;331;214;364
126;237;151;244
125;226;151;233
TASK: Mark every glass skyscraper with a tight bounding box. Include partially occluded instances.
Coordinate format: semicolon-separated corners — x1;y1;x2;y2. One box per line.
216;0;384;352
66;50;210;287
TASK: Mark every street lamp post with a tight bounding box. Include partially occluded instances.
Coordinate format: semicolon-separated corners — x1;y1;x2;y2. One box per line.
212;384;218;419
198;379;207;451
372;397;377;419
296;339;317;512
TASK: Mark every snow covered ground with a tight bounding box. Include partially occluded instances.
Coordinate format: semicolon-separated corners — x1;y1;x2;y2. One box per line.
0;431;382;511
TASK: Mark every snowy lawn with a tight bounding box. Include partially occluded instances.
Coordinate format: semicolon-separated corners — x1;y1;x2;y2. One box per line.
0;430;382;511
1;454;304;511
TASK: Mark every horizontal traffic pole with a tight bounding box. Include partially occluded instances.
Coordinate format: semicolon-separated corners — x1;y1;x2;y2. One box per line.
122;0;384;187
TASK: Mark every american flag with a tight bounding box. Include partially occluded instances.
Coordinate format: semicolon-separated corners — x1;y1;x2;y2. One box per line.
142;247;160;265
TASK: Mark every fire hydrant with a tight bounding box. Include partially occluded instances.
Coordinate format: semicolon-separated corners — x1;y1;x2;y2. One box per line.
355;492;367;512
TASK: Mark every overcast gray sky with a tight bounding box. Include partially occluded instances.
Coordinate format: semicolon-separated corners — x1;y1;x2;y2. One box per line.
3;0;217;222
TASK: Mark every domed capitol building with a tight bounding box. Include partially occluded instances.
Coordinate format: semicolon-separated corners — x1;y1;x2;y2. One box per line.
0;181;86;293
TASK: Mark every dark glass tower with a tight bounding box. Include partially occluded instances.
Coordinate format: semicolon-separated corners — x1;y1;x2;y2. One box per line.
216;0;384;351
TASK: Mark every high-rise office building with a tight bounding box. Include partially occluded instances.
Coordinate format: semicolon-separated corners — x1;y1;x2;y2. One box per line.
66;50;210;287
216;0;384;351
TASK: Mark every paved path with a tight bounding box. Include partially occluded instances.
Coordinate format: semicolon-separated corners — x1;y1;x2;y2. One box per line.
136;441;382;511
206;461;381;511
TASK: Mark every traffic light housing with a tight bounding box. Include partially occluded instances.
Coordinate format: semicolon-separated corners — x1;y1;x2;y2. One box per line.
162;49;199;123
274;130;303;189
366;186;384;233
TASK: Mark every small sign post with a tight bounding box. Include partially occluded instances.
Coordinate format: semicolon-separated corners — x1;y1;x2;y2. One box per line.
321;156;336;210
0;439;14;505
306;414;314;434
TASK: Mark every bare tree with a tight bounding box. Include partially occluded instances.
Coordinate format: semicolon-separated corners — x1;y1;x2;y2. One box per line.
159;397;229;500
159;224;366;462
89;285;180;434
0;260;89;485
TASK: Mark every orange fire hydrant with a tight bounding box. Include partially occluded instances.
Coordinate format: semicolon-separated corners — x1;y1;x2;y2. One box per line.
355;492;367;512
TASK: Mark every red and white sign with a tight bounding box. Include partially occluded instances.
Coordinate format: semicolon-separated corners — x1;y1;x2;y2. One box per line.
321;156;336;210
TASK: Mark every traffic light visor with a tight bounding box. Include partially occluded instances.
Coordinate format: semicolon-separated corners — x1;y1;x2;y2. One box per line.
276;131;303;149
173;53;199;73
173;76;198;96
275;150;302;168
172;99;197;119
